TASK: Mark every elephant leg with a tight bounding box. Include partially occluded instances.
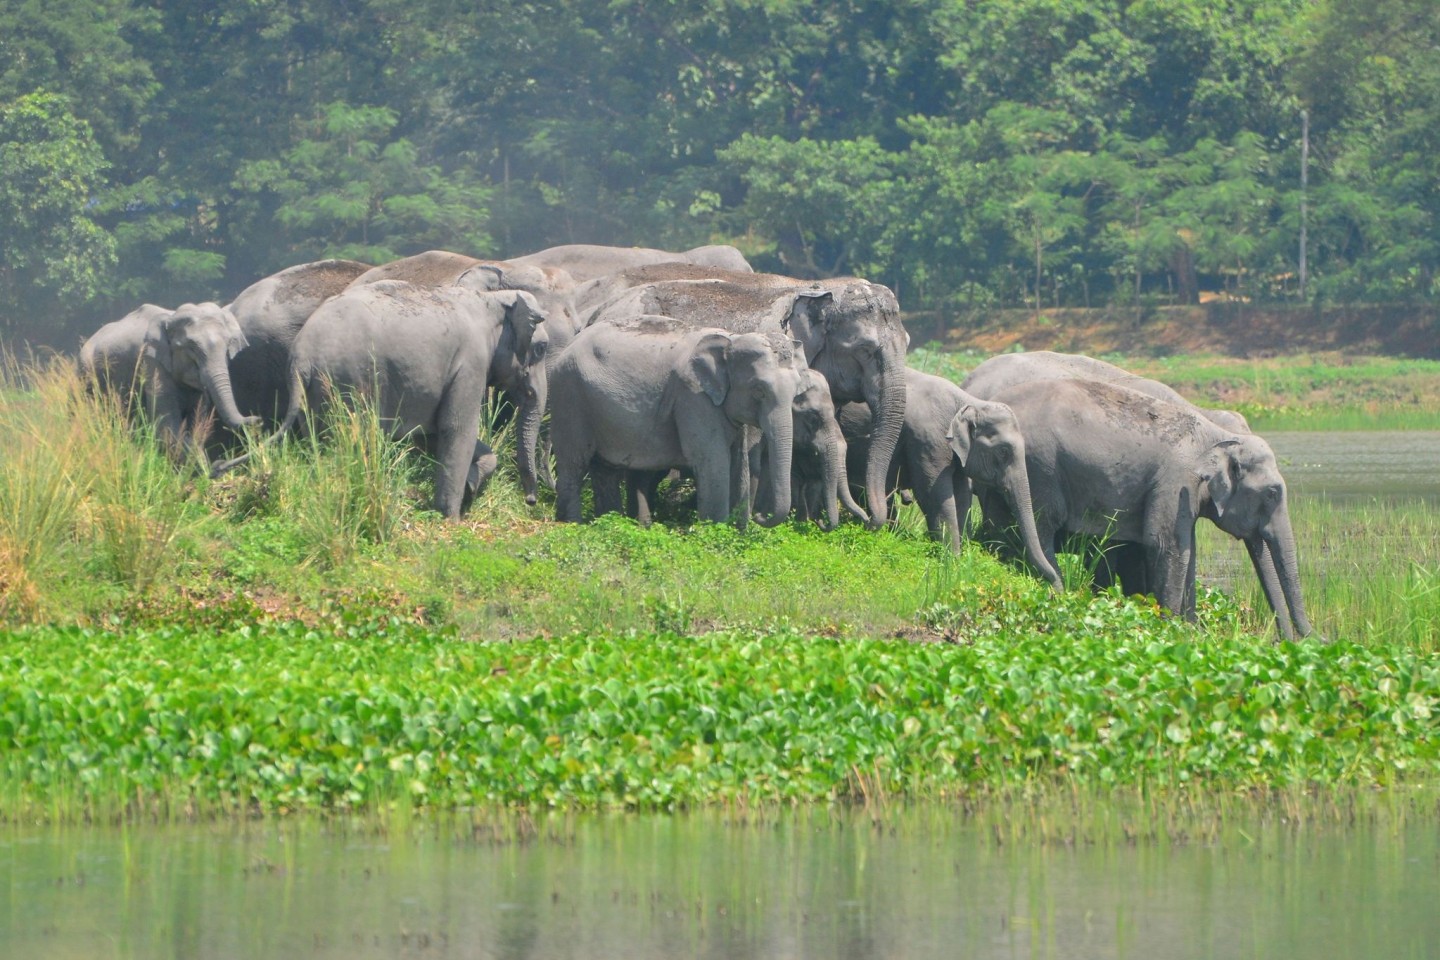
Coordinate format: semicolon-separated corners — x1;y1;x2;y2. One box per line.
1144;517;1194;617
687;447;732;524
590;461;625;518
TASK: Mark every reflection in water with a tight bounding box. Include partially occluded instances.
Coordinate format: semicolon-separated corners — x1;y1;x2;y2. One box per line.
3;809;1438;960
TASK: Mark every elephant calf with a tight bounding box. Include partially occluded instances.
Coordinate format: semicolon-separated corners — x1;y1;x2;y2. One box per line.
837;368;1062;589
549;316;805;526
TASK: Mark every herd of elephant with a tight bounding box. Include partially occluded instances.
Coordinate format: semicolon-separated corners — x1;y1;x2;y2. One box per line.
79;242;1313;641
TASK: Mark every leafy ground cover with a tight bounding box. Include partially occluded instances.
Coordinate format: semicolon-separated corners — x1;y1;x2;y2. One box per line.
3;592;1437;820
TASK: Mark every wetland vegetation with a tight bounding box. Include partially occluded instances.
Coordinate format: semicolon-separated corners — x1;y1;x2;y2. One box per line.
1;356;1438;825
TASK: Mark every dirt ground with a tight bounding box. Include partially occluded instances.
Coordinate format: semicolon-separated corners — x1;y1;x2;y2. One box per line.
915;303;1440;359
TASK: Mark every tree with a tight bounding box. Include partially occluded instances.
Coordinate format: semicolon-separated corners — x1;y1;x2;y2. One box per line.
0;92;116;335
232;102;493;270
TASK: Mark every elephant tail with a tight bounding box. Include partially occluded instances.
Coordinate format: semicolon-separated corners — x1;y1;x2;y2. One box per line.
209;367;307;478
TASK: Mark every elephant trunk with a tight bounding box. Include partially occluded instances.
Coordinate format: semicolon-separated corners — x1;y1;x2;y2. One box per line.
1004;468;1063;591
1259;505;1313;639
754;405;793;527
824;428;870;527
200;353;257;432
862;356;906;530
516;367;547;505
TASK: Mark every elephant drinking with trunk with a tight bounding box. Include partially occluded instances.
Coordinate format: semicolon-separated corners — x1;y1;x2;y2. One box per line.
581;264;909;528
549;316;806;526
215;277;549;519
980;378;1313;639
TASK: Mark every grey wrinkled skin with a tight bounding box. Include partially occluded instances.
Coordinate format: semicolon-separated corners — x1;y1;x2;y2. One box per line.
754;368;870;530
961;350;1249;432
220;259;373;428
348;250;586;496
980;379;1313;640
140;301;260;452
80;303;173;409
507;243;752;284
962;349;1270;609
837;368;1061;589
214;280;549;519
548;316;804;527
579;265;909;529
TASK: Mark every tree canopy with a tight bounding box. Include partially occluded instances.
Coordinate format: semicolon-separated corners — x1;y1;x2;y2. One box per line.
2;0;1437;342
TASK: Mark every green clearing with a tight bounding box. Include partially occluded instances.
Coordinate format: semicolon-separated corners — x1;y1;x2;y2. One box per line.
1;358;1438;822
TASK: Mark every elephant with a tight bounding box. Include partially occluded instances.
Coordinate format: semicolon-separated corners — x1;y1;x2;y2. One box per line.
834;368;1062;589
215;278;549;518
961;349;1256;595
764;368;871;530
978;378;1313;639
548;315;806;526
580;264;909;528
507;242;752;284
961;350;1250;433
140;301;261;450
114;260;371;455
219;259;374;427
79;303;173;407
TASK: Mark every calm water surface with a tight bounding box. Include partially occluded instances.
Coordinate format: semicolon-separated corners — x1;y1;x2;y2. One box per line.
4;809;1438;960
1264;430;1440;502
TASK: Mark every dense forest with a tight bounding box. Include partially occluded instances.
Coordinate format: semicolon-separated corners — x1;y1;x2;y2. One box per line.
2;0;1437;346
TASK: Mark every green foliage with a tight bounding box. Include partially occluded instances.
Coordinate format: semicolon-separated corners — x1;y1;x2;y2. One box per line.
232;101;492;270
1;610;1436;818
0;92;115;329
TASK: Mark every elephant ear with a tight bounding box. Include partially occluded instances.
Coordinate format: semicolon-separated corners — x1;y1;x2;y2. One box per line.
458;264;505;291
1197;439;1242;518
224;310;250;360
142;311;177;372
946;406;978;469
680;332;731;406
780;290;833;337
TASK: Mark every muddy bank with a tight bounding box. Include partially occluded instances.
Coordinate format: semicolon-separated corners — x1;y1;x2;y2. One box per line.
909;303;1440;359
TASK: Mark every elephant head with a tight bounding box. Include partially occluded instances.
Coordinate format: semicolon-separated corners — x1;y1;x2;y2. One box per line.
791;368;869;529
948;400;1063;590
682;330;805;527
142;302;259;446
482;289;550;504
1196;436;1313;639
779;279;908;530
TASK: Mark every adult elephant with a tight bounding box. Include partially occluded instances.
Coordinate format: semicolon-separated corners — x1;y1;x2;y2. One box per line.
835;369;1062;589
348;250;583;357
961;350;1249;433
582;265;909;528
79;303;173;407
980;379;1313;640
507;242;752;283
549;316;805;526
962;349;1255;595
216;279;549;518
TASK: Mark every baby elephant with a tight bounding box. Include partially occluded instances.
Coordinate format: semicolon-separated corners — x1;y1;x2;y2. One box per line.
549;316;805;525
839;368;1061;589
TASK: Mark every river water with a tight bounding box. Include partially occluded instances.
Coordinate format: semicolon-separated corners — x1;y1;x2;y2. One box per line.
5;808;1439;960
1264;430;1440;503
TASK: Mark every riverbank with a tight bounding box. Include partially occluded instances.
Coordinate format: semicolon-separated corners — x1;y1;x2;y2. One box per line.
2;358;1438;822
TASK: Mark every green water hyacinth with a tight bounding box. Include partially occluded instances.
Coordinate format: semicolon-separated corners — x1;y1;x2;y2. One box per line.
1;617;1436;819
